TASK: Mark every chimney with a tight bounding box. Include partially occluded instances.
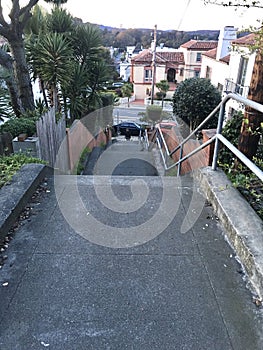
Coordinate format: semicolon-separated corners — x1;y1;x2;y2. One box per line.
216;26;237;61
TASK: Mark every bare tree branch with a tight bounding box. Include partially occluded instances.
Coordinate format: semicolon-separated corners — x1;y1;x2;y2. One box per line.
204;0;263;8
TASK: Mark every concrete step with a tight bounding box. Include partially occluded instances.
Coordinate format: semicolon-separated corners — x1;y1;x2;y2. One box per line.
84;139;158;176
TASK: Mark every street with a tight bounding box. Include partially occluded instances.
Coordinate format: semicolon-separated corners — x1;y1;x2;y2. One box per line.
113;107;146;124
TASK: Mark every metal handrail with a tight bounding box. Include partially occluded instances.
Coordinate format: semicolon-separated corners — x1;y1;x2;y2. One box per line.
148;92;263;181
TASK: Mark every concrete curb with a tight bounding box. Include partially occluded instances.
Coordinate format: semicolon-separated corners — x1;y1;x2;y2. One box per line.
194;166;263;299
0;163;52;241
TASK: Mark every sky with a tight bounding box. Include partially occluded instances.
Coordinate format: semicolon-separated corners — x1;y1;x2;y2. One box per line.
37;0;263;31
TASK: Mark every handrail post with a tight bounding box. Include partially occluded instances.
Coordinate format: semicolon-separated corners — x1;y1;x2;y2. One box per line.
177;145;183;176
212;100;225;170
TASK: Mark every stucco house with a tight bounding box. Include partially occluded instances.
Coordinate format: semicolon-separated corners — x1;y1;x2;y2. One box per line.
200;26;237;93
200;28;256;119
130;49;185;100
223;33;256;118
130;38;218;101
179;39;218;80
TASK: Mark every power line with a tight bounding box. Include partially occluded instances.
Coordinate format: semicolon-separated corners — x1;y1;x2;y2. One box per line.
177;0;192;31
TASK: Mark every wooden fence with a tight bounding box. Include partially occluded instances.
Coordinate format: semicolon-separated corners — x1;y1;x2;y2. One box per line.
36;109;68;172
36;106;113;174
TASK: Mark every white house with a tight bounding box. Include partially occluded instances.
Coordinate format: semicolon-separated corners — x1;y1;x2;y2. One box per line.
200;28;256;120
179;39;218;79
223;33;256;118
200;26;237;94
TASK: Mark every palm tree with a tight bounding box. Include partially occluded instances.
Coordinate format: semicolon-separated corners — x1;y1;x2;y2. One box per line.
32;32;73;112
63;63;90;121
72;24;102;66
0;0;70;115
26;5;115;122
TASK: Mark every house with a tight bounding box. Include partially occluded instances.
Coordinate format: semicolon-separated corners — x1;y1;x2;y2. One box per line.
130;27;257;107
200;26;237;94
130;49;185;100
223;33;256;119
200;28;256;119
179;39;218;79
130;38;218;101
119;45;144;81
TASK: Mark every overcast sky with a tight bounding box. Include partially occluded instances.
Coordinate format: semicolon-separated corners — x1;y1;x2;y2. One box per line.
36;0;263;31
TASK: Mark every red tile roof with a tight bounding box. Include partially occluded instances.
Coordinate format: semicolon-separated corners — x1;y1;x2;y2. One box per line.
202;47;217;59
220;54;230;64
180;40;218;50
231;33;255;46
202;47;230;64
132;49;184;64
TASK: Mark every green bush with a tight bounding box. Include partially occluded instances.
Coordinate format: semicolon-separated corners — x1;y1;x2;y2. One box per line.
218;111;243;165
0;117;37;138
218;111;262;220
0;153;46;188
146;105;163;123
76;147;91;175
173;78;221;131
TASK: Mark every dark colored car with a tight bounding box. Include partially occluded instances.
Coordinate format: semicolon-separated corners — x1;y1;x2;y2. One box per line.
112;122;144;137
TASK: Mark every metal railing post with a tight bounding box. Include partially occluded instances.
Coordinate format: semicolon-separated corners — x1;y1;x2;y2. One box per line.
177;145;183;176
212;100;225;170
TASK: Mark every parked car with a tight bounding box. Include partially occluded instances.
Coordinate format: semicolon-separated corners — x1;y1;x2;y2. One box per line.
112;122;144;137
112;82;124;88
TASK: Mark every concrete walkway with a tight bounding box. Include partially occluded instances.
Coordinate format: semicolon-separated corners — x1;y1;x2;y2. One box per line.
0;140;262;349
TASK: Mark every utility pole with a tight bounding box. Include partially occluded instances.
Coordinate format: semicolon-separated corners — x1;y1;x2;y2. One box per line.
150;25;157;105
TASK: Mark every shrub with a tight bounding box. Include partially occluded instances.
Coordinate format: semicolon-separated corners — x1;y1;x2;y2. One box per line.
218;111;243;165
0;117;36;138
0;153;46;188
173;78;221;131
146;105;163;124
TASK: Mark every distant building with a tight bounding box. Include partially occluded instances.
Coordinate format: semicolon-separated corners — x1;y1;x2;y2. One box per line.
130;38;218;100
130;49;185;100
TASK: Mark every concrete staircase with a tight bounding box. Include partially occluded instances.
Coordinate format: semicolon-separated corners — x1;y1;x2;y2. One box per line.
83;137;159;176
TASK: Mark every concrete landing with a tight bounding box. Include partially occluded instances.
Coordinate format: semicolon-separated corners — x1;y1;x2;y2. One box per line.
0;174;262;349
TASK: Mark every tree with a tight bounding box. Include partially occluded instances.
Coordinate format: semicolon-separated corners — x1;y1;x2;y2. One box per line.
121;83;133;107
146;104;163;125
33;32;73;112
156;80;169;108
172;78;221;131
238;30;263;159
0;0;68;115
44;0;68;6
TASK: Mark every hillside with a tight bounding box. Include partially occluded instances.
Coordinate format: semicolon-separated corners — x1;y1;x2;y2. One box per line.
89;23;220;49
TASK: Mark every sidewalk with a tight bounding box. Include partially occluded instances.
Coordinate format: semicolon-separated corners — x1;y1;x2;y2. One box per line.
0;142;262;349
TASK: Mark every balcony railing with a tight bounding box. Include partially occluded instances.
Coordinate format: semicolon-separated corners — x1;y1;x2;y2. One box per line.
224;79;250;98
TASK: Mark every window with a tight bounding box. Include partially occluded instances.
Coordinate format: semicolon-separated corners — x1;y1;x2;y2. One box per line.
205;66;211;79
194;70;200;77
196;52;202;62
180;68;184;76
236;56;248;95
144;69;152;82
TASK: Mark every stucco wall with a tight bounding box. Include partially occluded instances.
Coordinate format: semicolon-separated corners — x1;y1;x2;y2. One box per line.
66;120;110;173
